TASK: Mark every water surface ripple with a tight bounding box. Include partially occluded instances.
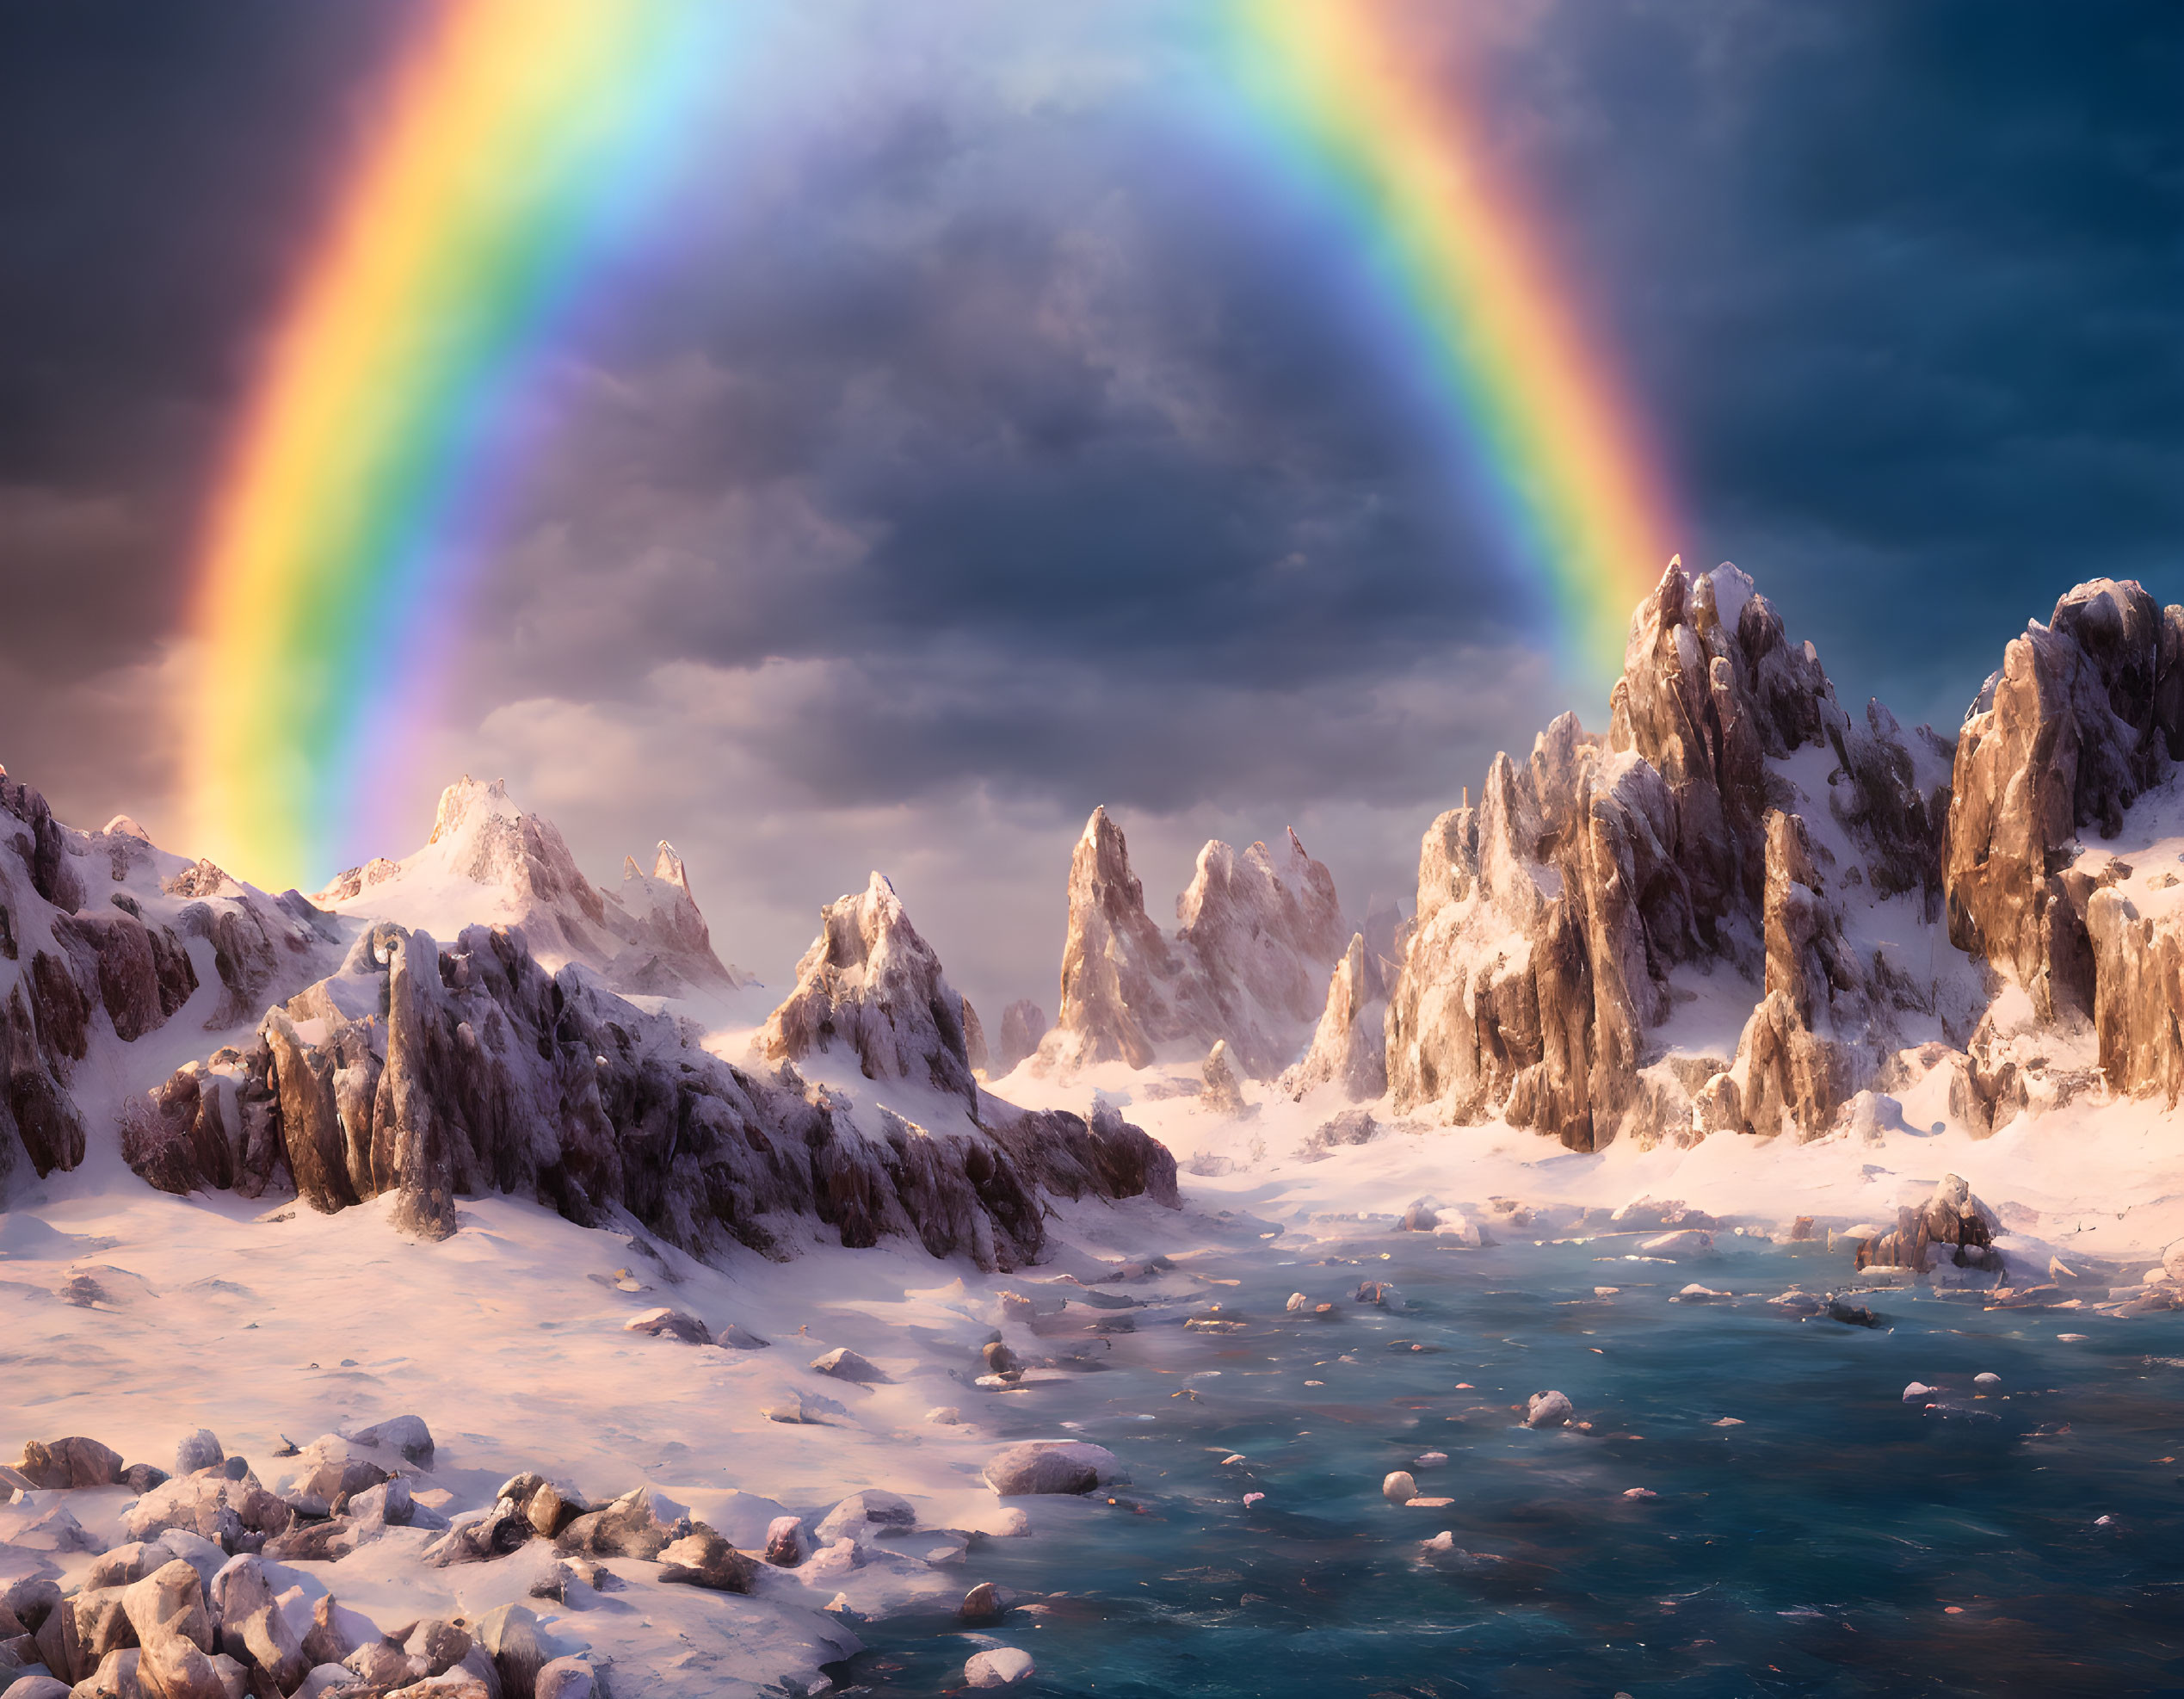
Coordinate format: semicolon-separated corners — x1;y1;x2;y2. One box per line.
830;1226;2184;1696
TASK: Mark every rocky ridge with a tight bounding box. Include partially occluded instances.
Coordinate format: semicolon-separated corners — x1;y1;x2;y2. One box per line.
1038;808;1348;1079
1283;563;2184;1152
3;773;345;1190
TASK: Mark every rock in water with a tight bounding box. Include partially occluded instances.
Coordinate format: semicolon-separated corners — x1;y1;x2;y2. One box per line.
959;1582;1003;1622
1857;1174;2001;1273
1526;1391;1574;1430
1382;1472;1417;1504
964;1647;1036;1689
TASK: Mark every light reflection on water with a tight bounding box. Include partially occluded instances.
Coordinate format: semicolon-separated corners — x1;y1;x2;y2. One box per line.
826;1225;2184;1697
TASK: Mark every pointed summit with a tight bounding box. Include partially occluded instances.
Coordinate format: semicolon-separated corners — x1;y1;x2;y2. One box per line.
760;871;978;1105
1043;806;1348;1078
318;777;751;997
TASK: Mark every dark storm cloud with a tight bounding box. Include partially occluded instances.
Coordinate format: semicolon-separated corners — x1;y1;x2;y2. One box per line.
0;3;417;679
2;1;2178;995
1465;0;2184;724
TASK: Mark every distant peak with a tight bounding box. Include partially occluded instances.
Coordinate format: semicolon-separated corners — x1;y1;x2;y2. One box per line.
428;774;520;845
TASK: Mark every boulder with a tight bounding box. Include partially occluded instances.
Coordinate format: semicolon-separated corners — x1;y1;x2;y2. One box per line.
300;1598;378;1671
338;1417;433;1469
344;1479;415;1531
959;1582;1003;1622
555;1488;679;1561
522;1485;583;1541
6;1507;99;1556
1381;1473;1417;1504
963;1647;1036;1689
1856;1174;2001;1273
473;1604;552;1699
134;1632;232;1699
36;1588;134;1685
1525;1391;1574;1430
420;1504;531;1568
261;1520;355;1564
621;1309;710;1345
16;1438;123;1490
401;1621;472;1679
119;1566;209;1655
982;1442;1118;1497
808;1348;888;1385
70;1647;138;1699
812;1492;915;1544
531;1659;593;1699
762;1517;805;1568
3;1681;70;1699
757;1388;845;1426
2;1578;61;1637
655;1530;756;1595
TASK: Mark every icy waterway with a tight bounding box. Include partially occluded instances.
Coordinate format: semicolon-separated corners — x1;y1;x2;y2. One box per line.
829;1225;2184;1697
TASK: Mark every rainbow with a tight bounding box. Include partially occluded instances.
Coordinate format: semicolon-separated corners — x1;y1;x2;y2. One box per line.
185;0;742;892
1228;0;1677;681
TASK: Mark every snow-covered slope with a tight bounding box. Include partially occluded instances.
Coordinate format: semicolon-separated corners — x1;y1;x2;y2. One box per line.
316;777;753;1002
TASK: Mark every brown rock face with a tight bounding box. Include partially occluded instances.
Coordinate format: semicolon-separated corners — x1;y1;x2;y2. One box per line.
133;908;1162;1270
1725;812;1872;1138
1045;807;1348;1078
759;871;979;1107
1387;562;1953;1147
1946;579;2184;1020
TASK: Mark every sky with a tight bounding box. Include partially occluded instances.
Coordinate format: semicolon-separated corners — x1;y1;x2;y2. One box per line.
2;1;2180;1022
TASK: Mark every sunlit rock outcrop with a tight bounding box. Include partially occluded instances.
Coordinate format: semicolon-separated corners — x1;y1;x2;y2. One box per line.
1385;561;1965;1148
1040;807;1348;1078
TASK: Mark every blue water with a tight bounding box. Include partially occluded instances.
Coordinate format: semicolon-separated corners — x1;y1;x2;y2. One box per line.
824;1223;2184;1697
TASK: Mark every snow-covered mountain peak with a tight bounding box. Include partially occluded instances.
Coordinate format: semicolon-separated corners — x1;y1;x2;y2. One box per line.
318;777;752;998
